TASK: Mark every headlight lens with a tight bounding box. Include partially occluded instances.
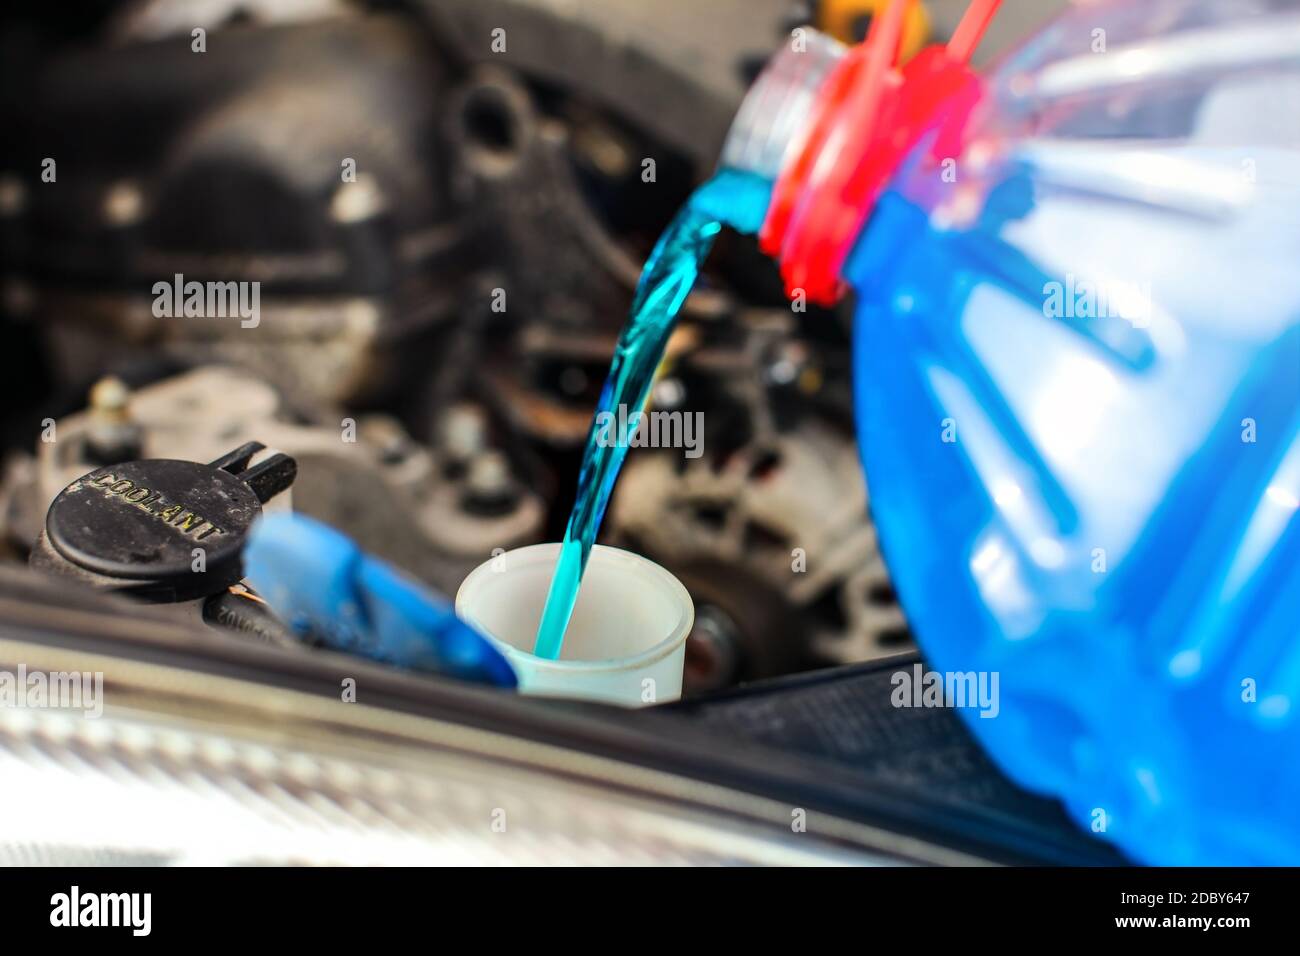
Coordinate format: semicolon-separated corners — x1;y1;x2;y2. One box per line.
0;646;888;866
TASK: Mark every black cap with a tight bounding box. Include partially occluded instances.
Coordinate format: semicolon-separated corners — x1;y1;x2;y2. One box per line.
40;442;296;602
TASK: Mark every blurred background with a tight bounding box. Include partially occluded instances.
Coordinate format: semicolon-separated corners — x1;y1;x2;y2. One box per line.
0;0;1063;696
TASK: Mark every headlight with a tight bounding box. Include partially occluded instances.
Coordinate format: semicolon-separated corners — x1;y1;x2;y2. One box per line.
0;637;897;866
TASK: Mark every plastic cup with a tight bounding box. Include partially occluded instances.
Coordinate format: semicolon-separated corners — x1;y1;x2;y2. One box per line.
455;543;693;707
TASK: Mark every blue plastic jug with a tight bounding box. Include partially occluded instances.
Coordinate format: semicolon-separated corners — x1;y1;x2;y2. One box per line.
724;0;1300;864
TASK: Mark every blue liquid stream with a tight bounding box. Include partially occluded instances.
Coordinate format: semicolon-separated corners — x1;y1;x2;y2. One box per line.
532;169;772;659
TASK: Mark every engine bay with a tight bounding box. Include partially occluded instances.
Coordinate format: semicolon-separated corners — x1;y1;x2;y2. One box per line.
0;1;911;695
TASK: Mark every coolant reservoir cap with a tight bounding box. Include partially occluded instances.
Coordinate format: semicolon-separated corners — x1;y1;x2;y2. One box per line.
45;443;295;596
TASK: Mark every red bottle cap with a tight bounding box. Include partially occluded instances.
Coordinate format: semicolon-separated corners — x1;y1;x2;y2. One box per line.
762;0;1001;305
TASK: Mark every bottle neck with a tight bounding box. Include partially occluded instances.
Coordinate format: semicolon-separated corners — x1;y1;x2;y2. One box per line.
719;30;847;184
720;0;1001;305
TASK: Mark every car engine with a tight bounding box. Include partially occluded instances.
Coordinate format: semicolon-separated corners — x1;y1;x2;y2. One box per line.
0;0;910;695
